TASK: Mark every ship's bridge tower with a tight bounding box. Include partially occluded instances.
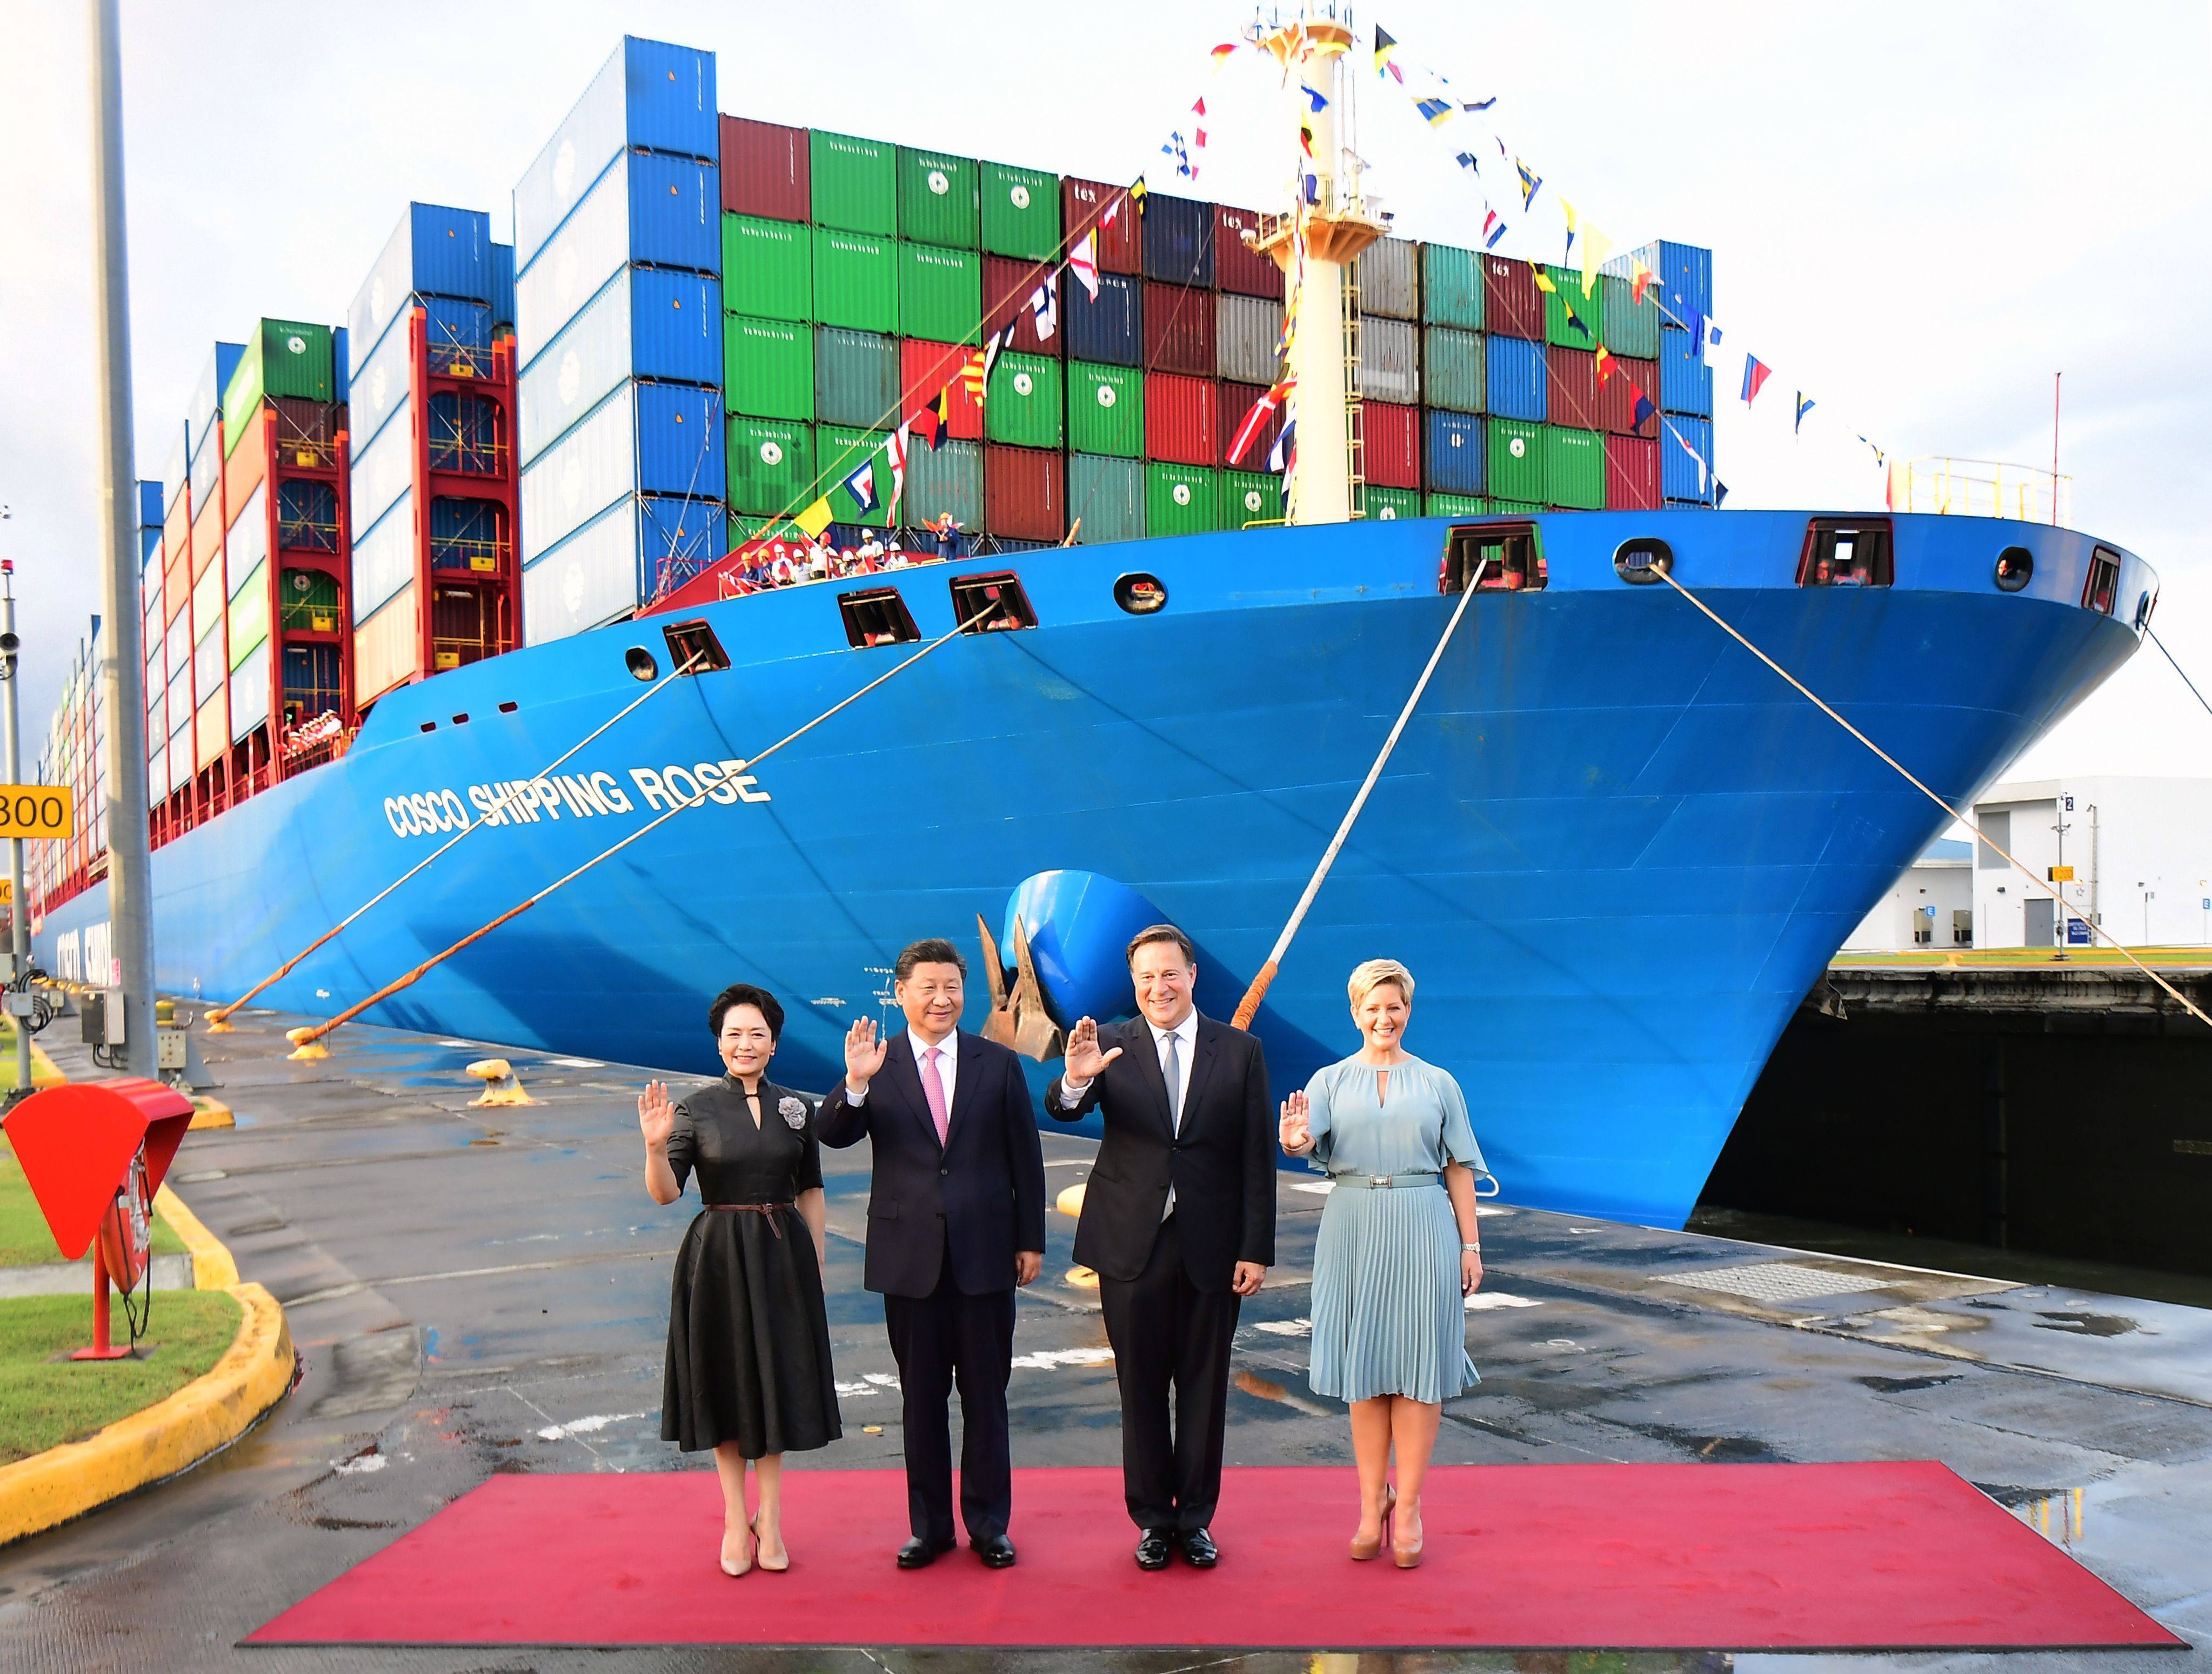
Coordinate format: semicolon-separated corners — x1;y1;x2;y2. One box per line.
1247;11;1389;526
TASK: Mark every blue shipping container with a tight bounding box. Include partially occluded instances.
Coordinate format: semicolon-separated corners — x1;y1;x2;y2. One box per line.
491;243;516;329
513;36;717;272
635;381;727;498
423;298;493;359
1660;415;1715;503
638;492;730;595
1424;411;1486;496
137;480;163;529
1633;239;1712;321
1065;271;1141;367
516;150;720;350
520;266;723;464
349;202;493;362
1657;325;1714;418
1141;194;1214;288
1485;335;1547;423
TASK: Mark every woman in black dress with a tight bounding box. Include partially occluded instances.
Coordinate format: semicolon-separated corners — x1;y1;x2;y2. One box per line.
640;984;840;1576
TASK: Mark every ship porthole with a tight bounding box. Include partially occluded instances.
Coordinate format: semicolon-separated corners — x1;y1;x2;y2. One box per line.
1994;545;2033;592
1114;573;1168;615
626;646;659;681
1613;537;1673;584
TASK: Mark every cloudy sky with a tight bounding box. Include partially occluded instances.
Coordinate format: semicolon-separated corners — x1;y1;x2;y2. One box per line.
3;1;2208;792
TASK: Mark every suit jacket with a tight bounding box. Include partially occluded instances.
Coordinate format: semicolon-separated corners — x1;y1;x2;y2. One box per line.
817;1029;1048;1299
1046;1013;1274;1291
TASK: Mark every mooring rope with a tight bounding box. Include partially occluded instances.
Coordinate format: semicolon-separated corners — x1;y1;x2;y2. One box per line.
1231;561;1488;1030
285;604;998;1056
206;649;707;1029
2146;625;2212;724
1654;564;2212;1031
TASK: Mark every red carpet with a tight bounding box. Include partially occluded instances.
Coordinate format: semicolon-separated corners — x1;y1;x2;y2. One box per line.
249;1464;2181;1651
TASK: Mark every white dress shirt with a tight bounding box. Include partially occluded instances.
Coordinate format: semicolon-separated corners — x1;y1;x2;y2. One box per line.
845;1026;958;1110
1061;1011;1198;1219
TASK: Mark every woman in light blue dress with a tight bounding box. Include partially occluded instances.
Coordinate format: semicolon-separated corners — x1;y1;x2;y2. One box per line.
1280;958;1487;1569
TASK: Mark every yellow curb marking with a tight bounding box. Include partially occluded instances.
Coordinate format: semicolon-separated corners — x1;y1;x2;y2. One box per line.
155;1185;239;1291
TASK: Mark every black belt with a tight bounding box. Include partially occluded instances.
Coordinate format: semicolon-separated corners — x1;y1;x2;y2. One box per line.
707;1202;791;1238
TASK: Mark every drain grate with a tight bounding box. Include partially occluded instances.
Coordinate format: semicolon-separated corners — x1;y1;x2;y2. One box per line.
1660;1261;1896;1304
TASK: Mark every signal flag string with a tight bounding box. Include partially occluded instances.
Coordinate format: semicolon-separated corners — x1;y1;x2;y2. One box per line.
1651;564;2212;1031
1230;561;1487;1031
206;647;707;1030
284;603;999;1058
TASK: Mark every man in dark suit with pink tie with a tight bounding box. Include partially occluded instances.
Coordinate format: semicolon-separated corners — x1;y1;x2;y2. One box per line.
818;938;1047;1571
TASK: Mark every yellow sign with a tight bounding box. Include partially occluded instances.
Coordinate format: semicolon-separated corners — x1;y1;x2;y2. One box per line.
2049;865;2076;882
0;879;10;903
0;786;73;841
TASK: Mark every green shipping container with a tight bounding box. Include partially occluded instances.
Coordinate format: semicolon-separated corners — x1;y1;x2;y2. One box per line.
1067;454;1145;543
1066;361;1143;457
907;437;982;531
721;214;812;322
223;319;334;456
1219;469;1282;528
1424;492;1488;518
811;227;898;333
278;568;339;631
1146;462;1220;538
729;419;816;517
1488;418;1544;503
981;161;1059;261
1542;264;1604;351
226;562;269;668
898;243;982;344
1599;271;1661;359
1364;485;1421;522
897;146;979;249
1424;326;1485;415
1489;499;1545;516
1420;244;1483;330
810;130;897;235
813;328;899;430
985;352;1063;449
817;424;894;527
724;315;814;422
1545;425;1605;510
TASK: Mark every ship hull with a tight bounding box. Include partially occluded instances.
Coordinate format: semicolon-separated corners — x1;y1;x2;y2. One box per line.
37;512;2153;1228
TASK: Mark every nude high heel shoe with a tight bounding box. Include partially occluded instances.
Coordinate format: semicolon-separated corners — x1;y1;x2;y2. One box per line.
1349;1485;1397;1561
755;1514;790;1573
720;1518;756;1577
1391;1499;1424;1570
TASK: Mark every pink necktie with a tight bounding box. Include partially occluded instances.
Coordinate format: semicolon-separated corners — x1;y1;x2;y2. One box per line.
921;1046;950;1146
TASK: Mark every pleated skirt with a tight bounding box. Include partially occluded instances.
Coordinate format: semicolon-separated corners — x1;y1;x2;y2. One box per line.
1307;1183;1479;1405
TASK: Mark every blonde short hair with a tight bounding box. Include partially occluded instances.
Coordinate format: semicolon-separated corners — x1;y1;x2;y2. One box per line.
1347;958;1415;1008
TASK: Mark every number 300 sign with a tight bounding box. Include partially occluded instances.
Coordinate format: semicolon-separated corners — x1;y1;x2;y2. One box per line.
0;786;73;841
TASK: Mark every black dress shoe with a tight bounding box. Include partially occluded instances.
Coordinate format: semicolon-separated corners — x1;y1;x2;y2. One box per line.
1133;1529;1174;1570
972;1534;1017;1568
1178;1528;1220;1568
897;1536;955;1570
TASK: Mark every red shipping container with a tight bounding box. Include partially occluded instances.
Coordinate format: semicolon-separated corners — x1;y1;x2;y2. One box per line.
1483;255;1542;342
1219;380;1285;469
983;256;1064;357
1142;282;1215;377
719;116;810;222
900;339;984;441
1361;399;1420;489
1063;177;1140;274
1601;354;1660;437
1548;345;1601;432
1145;372;1218;465
1213;205;1284;299
984;444;1065;541
1605;434;1661;510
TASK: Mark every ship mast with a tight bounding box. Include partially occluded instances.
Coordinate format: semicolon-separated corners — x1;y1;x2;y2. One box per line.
1249;6;1388;526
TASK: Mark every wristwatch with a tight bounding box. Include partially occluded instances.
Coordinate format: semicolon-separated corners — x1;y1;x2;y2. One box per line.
1461;1243;1481;1253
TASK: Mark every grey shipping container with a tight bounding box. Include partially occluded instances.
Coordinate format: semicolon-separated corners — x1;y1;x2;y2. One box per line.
813;327;900;429
1215;293;1284;386
1354;238;1419;320
1424;325;1485;414
1356;317;1420;405
906;437;981;530
1067;453;1144;544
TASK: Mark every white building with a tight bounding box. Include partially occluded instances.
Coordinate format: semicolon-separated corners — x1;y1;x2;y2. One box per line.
1843;839;1974;951
1969;777;2212;949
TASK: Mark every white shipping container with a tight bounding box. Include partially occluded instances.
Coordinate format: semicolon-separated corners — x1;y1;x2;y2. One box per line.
347;315;416;455
516;154;631;368
226;483;268;598
1354;237;1420;321
352;491;416;621
1358;317;1421;405
165;609;191;673
230;640;271;742
514;45;630;273
349;397;415;541
192;621;226;709
166;719;192;796
518;268;633;464
520;382;637;565
524;497;642;644
1216;292;1285;386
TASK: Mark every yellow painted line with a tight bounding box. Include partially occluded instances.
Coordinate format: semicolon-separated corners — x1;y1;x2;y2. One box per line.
155;1184;239;1290
188;1097;234;1130
28;1041;63;1089
0;1280;293;1548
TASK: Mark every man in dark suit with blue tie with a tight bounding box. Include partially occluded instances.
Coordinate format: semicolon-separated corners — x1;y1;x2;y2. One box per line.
818;938;1047;1570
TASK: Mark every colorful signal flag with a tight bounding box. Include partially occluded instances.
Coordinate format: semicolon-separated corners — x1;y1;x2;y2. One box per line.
1374;25;1403;82
1794;392;1816;433
1741;356;1773;406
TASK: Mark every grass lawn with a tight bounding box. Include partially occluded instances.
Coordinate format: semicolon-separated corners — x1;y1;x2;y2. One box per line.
0;1288;242;1464
0;1135;188;1267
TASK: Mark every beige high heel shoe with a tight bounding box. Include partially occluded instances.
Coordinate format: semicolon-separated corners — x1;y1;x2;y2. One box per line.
754;1514;790;1573
719;1517;756;1577
1349;1485;1397;1561
1391;1499;1424;1570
